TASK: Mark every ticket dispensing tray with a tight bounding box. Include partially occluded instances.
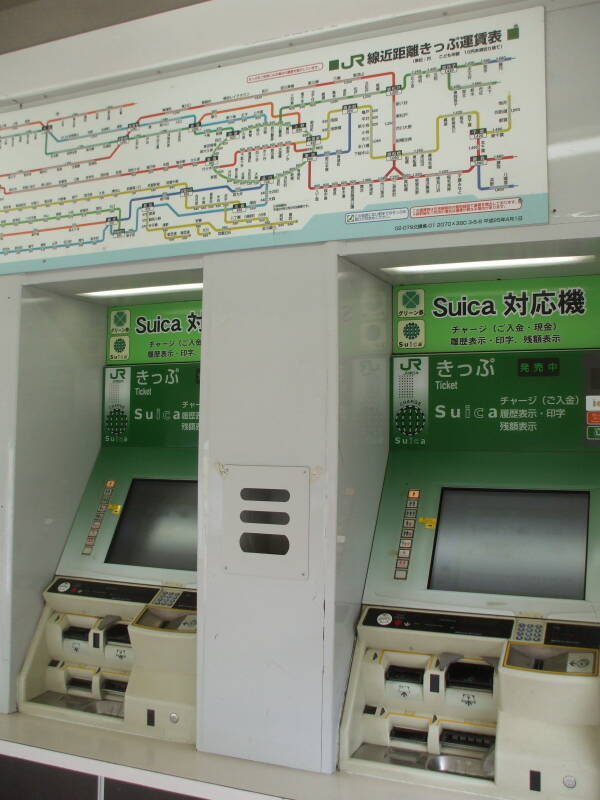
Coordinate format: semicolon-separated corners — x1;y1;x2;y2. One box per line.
353;744;495;780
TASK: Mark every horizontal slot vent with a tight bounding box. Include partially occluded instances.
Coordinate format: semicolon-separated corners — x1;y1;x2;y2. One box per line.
240;510;289;525
67;677;92;692
223;466;308;578
440;730;495;750
390;726;428;744
63;626;90;642
385;665;425;684
239;532;289;555
446;662;494;692
240;488;290;502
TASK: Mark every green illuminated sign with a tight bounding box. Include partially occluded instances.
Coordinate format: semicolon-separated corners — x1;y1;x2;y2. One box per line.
107;300;202;364
392;350;598;452
393;276;599;354
103;364;199;447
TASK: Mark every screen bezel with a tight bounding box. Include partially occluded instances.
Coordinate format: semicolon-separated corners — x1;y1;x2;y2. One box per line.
104;477;199;573
56;446;198;588
362;445;600;620
427;487;590;601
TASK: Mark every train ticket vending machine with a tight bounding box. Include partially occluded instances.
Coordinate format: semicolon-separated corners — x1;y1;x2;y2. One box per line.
340;275;600;799
18;300;201;744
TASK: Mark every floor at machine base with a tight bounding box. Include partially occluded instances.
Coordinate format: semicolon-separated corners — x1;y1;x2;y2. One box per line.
0;712;498;800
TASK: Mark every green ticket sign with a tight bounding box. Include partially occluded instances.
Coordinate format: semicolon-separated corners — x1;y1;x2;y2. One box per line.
393;276;598;354
103;363;199;447
391;350;599;452
107;300;202;364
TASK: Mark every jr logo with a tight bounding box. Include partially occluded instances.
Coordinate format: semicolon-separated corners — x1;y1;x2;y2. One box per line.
399;358;422;373
109;369;127;380
328;54;365;70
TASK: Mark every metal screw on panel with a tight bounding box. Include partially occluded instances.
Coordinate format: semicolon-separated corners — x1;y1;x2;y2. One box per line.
169;713;179;724
563;776;576;789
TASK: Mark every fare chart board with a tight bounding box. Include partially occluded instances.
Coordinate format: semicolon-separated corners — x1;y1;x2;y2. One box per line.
0;7;547;274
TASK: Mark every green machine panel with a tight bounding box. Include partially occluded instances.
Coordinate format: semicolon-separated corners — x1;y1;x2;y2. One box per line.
103;363;200;447
56;447;198;588
392;350;600;451
364;449;600;618
393;275;599;354
363;345;600;619
107;301;202;364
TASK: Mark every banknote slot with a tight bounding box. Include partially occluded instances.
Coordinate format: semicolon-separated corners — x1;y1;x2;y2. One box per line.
390;726;429;745
102;678;128;695
105;623;131;646
385;665;425;684
63;626;90;642
446;662;494;692
67;676;92;692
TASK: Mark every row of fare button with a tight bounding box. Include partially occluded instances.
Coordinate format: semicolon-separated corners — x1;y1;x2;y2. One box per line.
394;489;419;580
81;480;115;555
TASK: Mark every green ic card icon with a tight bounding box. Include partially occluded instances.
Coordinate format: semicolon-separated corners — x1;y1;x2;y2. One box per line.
398;288;424;318
397;319;425;350
109;336;130;361
110;309;130;334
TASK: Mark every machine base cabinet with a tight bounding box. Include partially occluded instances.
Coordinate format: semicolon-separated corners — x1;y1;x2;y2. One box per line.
105;780;206;800
0;754;97;799
340;607;600;800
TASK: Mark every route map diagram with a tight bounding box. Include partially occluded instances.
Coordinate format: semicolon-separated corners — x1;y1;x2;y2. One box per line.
0;7;547;273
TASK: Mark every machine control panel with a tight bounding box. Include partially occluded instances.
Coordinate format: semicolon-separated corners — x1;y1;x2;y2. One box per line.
82;479;116;556
394;489;421;580
545;622;600;649
48;578;197;610
363;607;600;647
149;590;197;610
514;619;545;642
152;589;183;607
363;607;514;639
49;578;156;604
173;591;197;611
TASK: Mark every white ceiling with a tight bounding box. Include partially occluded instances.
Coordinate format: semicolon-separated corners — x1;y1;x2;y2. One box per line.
0;0;211;55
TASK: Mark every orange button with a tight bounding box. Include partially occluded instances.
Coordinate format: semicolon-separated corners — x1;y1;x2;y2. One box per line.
587;412;600;425
408;489;420;498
